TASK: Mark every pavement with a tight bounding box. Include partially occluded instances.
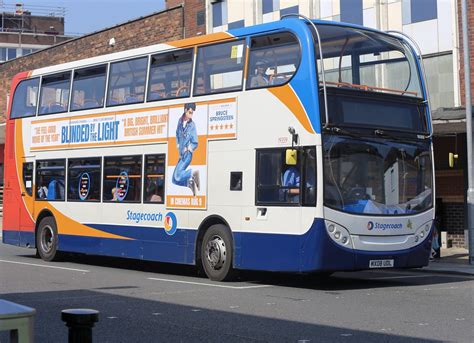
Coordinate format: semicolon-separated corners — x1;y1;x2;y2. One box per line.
421;247;474;276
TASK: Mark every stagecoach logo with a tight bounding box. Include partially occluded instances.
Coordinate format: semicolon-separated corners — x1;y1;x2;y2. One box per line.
125;210;178;236
407;219;413;230
367;221;403;231
164;212;178;236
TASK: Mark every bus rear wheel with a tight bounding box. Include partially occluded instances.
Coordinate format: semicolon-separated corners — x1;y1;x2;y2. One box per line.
36;216;61;262
201;224;236;281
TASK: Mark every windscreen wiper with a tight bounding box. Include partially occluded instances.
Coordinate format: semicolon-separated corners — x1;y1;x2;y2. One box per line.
325;126;359;138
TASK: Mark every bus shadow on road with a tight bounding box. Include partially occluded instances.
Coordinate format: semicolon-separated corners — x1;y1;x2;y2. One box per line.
0;289;447;343
18;251;472;291
238;270;473;291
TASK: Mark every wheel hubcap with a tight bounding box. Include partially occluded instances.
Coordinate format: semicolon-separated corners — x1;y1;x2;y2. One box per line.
41;225;54;254
205;235;226;270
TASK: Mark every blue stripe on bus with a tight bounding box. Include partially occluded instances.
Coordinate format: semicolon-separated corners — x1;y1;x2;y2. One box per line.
229;18;321;133
2;230;35;248
3;219;432;272
2;230;20;245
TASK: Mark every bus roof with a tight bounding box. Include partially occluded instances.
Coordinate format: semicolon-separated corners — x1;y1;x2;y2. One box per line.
27;17;404;79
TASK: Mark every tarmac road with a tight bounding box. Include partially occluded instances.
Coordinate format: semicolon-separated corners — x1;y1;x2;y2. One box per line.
0;243;473;342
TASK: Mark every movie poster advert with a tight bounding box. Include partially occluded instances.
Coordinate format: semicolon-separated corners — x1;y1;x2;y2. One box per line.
30;109;168;150
166;102;208;209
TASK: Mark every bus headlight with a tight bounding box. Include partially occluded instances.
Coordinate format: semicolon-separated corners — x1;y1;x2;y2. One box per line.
414;221;432;245
325;220;353;249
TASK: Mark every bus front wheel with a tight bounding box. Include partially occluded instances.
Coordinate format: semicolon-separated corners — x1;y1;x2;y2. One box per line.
200;224;236;281
36;216;61;262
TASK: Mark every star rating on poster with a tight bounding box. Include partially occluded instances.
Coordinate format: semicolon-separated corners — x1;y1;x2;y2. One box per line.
210;123;233;131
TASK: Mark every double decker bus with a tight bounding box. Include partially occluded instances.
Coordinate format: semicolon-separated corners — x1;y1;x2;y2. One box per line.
2;17;434;281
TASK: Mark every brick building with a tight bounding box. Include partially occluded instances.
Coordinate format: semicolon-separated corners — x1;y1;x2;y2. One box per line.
431;0;473;247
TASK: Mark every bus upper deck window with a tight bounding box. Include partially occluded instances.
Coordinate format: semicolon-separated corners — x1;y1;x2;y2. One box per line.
39;72;71;115
148;49;193;102
193;40;246;96
10;77;39;119
71;65;107;111
246;32;300;90
107;57;148;107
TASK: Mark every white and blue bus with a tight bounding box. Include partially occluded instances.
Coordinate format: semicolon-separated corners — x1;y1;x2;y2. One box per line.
3;17;434;280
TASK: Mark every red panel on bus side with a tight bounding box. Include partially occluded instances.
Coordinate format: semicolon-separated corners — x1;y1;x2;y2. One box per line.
2;71;35;235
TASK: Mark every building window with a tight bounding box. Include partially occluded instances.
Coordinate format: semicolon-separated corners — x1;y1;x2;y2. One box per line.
409;0;437;23
148;49;193;101
212;1;223;27
7;48;17;60
22;48;33;56
423;53;455;111
280;5;298;17
263;0;278;15
0;47;18;61
144;154;166;203
107;57;148;107
103;155;142;203
71;65;107;111
39;72;71;115
197;10;205;26
194;40;246;95
68;158;101;202
10;77;39;119
36;159;66;201
228;20;244;30
340;0;363;25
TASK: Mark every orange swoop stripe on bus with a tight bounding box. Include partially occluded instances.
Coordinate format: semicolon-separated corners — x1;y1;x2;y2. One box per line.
268;84;315;134
34;202;132;240
168;32;233;48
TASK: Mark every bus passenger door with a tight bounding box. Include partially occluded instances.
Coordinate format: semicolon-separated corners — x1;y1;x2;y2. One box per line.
239;148;308;271
19;158;35;246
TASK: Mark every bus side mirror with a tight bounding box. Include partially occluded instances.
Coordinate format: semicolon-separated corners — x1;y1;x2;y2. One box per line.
286;149;297;165
448;152;458;168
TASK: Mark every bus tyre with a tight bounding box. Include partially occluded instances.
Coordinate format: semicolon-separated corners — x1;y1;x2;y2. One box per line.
201;224;236;281
36;217;61;262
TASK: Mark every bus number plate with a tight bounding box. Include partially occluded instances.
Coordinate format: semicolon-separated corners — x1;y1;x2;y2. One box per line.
369;259;394;268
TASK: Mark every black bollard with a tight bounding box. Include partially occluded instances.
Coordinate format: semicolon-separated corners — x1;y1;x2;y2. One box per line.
61;309;99;343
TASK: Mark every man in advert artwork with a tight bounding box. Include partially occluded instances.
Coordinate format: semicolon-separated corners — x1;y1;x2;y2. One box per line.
172;103;200;196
